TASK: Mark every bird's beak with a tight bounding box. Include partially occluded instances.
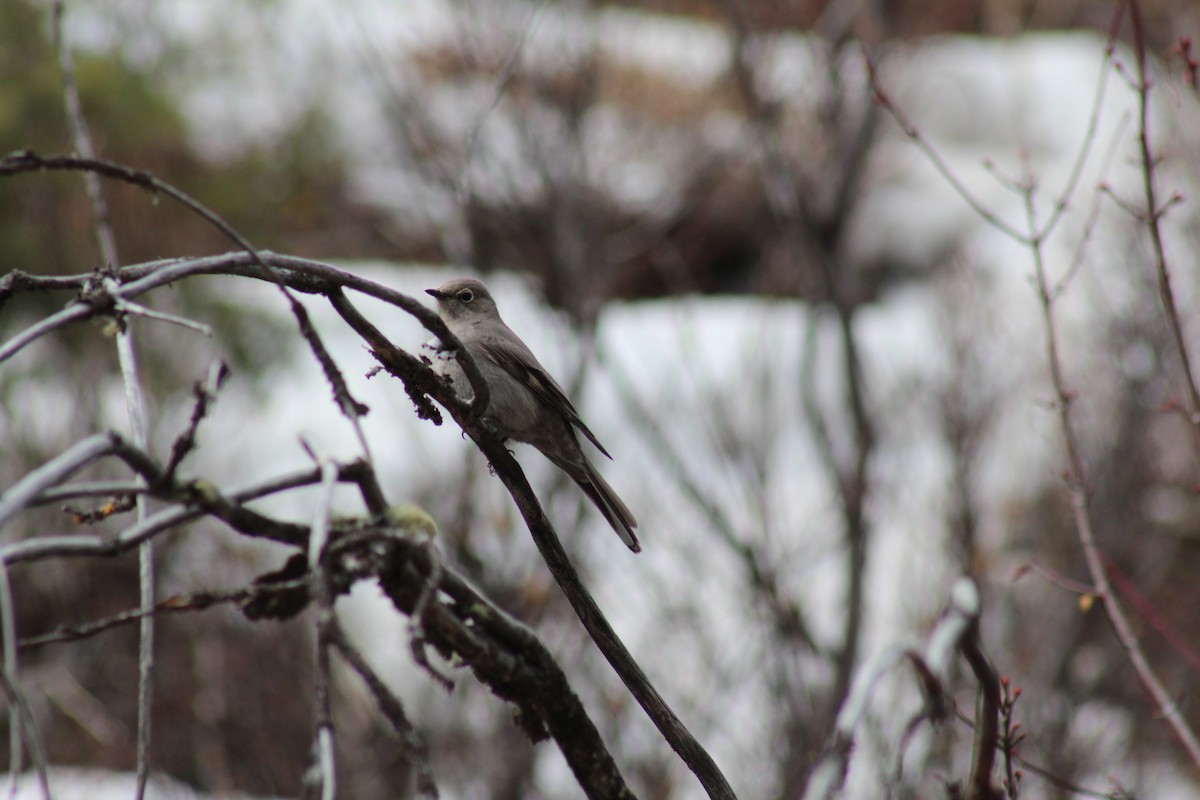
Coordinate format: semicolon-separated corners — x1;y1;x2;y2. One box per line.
425;288;446;300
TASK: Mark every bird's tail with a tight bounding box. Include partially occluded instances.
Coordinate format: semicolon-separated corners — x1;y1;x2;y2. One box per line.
575;459;640;553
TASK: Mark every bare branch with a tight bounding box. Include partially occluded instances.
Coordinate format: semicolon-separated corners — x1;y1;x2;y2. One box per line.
243;516;638;799
0;433;159;532
5;447;637;798
17;585;300;650
0;558;20;781
308;459;340;800
330;289;735;799
0;667;51;800
162;362;230;484
864;52;1027;243
329;623;440;799
368;536;636;799
407;540;454;692
294;299;375;464
804;579;987;800
0;460;354;566
1127;0;1200;428
32;480;146;506
0;302;91;364
870;20;1200;770
955;585;1001;800
1021;162;1200;772
0;247;492;419
52;1;119;270
599;348;820;653
113;297;214;336
0;150;444;453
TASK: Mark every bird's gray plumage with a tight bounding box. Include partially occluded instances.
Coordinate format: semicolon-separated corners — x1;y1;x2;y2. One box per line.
425;277;640;552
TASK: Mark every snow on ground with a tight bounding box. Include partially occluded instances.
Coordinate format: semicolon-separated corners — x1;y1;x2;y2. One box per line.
4;767;283;800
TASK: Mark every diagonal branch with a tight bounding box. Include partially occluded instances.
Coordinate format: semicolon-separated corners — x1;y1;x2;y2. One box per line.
1023;186;1200;770
1127;0;1200;428
1;242;731;793
869;20;1200;772
329;288;737;800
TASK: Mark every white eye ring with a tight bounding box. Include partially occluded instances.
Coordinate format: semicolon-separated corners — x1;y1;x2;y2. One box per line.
459;290;474;303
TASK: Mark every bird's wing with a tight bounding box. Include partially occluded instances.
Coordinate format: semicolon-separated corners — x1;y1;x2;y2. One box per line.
479;337;613;460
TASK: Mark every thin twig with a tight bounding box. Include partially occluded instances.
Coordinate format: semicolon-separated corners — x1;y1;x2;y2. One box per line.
162;362;230;484
408;543;454;691
1053;111;1130;298
0;668;51;800
308;459;340;800
52;7;156;792
0;433;154;532
0;302;91;363
953;708;1119;799
1037;39;1117;243
113;297;214;336
1104;555;1200;673
53;2;118;270
456;0;551;205
598;345;819;653
294;299;375;464
864;51;1027;243
0;558;20;783
1013;560;1098;596
871;22;1200;771
997;678;1025;798
329;623;440;798
1127;0;1200;427
110;321;158;800
31;480;146;506
17;583;305;650
804;579;983;800
1022;161;1200;770
0;455;367;567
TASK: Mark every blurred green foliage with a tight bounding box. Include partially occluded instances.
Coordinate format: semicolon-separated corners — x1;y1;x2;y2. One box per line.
0;0;396;378
0;1;168;272
0;0;401;471
0;0;388;274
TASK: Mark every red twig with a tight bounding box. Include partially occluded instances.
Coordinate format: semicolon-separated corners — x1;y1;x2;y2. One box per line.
1166;36;1198;91
871;13;1200;771
1012;561;1096;597
1023;166;1200;775
998;677;1025;799
1104;555;1200;674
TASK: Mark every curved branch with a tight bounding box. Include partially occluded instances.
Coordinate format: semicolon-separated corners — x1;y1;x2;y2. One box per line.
1;250;733;796
269;522;637;799
0;247;490;418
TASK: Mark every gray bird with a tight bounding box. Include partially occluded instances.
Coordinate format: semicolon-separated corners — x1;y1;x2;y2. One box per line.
425;277;640;552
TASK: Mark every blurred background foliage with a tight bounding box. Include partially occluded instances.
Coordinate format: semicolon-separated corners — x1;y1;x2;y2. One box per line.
3;0;1200;797
0;0;393;276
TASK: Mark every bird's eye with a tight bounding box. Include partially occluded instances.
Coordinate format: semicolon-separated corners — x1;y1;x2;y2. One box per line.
458;290;474;303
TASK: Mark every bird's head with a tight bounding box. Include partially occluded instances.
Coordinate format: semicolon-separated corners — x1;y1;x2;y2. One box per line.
426;277;498;324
